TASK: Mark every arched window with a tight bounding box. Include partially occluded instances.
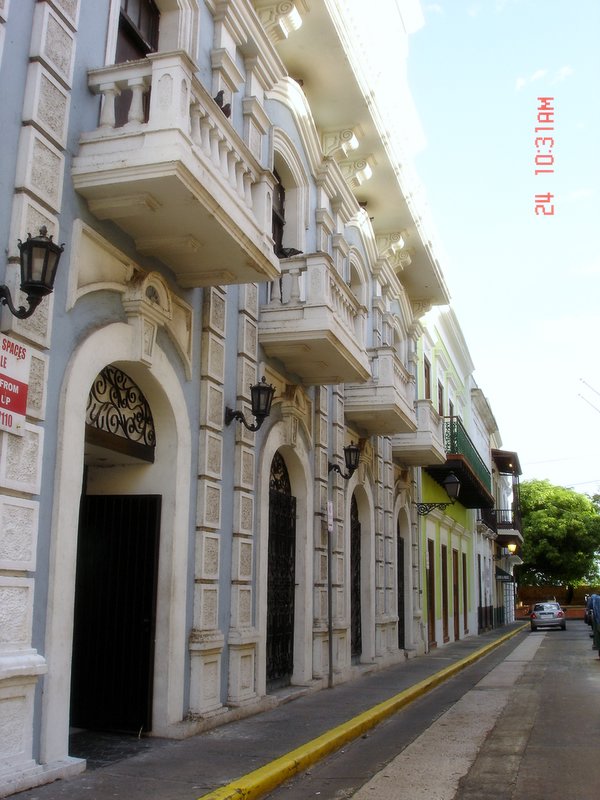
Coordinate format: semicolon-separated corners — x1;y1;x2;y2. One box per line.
272;129;309;255
272;169;286;257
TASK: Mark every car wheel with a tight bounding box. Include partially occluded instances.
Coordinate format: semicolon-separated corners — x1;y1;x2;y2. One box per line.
530;623;535;631
561;623;566;630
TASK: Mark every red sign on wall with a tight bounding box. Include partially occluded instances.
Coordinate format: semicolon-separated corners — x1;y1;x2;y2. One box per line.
0;334;31;436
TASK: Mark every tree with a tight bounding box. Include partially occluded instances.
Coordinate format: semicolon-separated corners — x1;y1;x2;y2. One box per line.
517;479;600;595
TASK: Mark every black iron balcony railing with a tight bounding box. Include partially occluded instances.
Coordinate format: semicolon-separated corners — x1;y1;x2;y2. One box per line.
444;416;492;493
496;507;522;531
478;507;522;534
479;507;498;532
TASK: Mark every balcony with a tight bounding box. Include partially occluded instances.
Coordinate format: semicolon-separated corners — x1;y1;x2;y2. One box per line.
258;253;370;385
344;347;416;435
426;416;494;509
72;51;280;288
391;400;446;465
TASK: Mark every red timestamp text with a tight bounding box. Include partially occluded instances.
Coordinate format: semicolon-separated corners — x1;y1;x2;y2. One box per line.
534;97;555;216
534;97;555;175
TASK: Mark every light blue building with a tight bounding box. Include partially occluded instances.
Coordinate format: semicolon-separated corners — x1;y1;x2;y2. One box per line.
0;1;520;795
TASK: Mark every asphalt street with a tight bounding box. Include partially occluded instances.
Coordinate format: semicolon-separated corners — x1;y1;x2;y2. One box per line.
265;620;600;800
10;624;527;800
12;621;599;800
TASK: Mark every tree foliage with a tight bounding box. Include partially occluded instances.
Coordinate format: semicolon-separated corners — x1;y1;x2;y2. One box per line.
516;479;600;587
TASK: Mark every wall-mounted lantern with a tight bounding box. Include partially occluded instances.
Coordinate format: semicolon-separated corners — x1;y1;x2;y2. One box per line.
225;377;275;432
414;472;461;516
1;227;64;319
328;441;361;480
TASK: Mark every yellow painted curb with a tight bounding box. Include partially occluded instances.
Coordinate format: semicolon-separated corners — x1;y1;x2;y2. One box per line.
197;625;527;800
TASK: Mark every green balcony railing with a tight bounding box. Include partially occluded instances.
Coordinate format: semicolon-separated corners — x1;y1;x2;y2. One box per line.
444;416;492;493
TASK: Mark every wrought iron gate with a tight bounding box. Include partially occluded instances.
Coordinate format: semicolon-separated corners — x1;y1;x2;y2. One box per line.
350;494;362;660
71;494;161;733
266;452;296;688
397;530;405;649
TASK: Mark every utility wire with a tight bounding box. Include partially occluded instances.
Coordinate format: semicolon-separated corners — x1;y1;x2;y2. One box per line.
578;393;600;416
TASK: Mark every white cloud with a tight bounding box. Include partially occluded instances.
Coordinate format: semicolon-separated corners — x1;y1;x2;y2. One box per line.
425;3;444;14
553;65;574;83
515;68;548;90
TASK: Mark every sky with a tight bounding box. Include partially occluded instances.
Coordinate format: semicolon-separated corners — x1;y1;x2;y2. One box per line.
406;0;600;494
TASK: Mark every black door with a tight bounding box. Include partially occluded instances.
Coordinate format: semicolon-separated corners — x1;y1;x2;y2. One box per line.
266;453;296;688
70;494;161;733
350;494;362;661
397;530;405;649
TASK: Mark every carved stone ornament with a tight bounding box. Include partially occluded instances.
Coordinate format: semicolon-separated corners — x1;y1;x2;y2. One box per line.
322;128;359;158
338;158;372;188
412;300;433;319
280;384;312;445
122;271;193;378
376;232;408;257
255;2;304;43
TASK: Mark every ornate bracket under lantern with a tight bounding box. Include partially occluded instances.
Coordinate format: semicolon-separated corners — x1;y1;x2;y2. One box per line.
225;377;276;432
414;472;461;515
328;441;361;480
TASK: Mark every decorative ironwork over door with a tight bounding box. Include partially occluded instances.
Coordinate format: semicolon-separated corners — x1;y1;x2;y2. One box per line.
86;365;156;463
350;494;362;660
397;527;405;649
266;452;296;688
71;494;161;733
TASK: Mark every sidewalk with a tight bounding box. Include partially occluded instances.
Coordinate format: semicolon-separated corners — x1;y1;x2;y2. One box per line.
13;624;526;800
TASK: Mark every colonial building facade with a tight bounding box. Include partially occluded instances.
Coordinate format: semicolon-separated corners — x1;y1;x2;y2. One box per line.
0;1;520;795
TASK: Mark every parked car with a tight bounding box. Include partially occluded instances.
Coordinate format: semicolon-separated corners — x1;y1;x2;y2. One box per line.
530;602;566;631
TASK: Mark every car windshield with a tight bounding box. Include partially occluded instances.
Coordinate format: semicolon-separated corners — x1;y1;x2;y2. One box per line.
533;603;559;611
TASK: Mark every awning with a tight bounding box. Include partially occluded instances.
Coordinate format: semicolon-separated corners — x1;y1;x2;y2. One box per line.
495;566;514;583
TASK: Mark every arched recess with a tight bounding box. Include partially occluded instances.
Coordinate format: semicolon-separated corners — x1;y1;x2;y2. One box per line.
256;419;313;696
40;322;192;766
347;247;369;308
272;127;310;254
347;248;369;348
343;475;375;665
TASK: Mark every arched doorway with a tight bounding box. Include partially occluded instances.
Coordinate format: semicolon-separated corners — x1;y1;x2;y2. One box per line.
70;365;161;733
266;451;296;689
40;322;191;768
350;493;362;661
